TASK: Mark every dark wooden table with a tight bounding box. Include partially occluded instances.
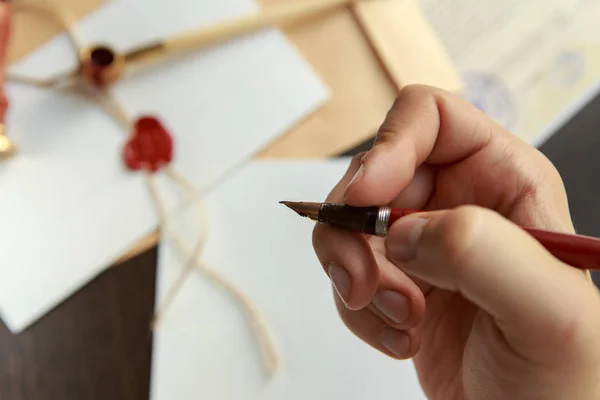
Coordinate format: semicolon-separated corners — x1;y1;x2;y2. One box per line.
2;94;600;399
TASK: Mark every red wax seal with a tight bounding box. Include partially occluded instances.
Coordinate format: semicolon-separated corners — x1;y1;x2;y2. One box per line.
123;116;174;172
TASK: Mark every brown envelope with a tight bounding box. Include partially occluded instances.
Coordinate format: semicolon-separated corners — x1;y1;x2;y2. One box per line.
8;0;103;65
260;0;462;158
7;0;461;262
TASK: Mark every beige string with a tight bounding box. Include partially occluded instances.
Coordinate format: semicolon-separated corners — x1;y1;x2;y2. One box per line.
7;0;280;376
6;69;78;89
144;170;280;372
159;167;280;373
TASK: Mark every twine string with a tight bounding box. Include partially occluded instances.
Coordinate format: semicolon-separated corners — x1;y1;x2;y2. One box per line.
103;90;281;375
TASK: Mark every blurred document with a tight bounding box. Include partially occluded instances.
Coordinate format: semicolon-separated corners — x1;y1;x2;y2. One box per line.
151;159;426;400
420;0;600;145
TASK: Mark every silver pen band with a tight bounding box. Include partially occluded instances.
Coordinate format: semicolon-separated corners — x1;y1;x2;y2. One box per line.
375;206;391;236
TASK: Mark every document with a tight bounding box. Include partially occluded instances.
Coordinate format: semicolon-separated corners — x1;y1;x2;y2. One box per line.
420;0;600;145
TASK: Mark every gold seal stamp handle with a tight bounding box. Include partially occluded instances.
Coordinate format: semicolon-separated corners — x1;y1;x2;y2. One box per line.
122;0;361;67
0;124;14;158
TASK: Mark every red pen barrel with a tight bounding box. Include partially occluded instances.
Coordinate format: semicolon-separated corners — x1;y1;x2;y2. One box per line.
389;208;420;225
387;207;600;271
521;227;600;270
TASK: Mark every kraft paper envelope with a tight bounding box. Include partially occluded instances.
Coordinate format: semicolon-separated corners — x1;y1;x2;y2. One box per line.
7;0;103;65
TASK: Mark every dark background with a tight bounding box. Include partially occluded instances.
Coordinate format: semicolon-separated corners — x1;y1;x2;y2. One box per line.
1;94;600;398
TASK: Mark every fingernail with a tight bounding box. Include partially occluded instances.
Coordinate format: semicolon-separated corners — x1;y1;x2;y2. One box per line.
380;328;409;358
346;163;365;191
328;264;351;305
386;217;429;261
372;290;409;324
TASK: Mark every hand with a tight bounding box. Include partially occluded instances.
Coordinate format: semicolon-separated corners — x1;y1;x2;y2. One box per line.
312;85;600;399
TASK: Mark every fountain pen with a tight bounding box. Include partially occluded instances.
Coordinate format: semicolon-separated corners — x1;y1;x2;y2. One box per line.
280;201;600;271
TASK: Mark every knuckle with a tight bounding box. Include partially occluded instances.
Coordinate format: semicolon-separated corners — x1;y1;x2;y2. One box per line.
398;83;433;98
382;318;409;331
396;84;443;106
311;224;329;267
376;84;440;143
336;303;376;343
311;224;326;253
373;129;397;146
335;297;361;333
552;290;600;358
350;152;367;167
337;304;353;327
434;205;489;277
325;152;367;202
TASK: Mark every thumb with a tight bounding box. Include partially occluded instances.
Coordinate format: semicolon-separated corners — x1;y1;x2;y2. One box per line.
385;206;600;355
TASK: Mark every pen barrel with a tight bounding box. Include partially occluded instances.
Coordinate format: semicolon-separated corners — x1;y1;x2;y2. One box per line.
318;205;421;236
389;208;420;225
318;203;381;235
521;227;600;270
388;210;600;271
314;203;600;271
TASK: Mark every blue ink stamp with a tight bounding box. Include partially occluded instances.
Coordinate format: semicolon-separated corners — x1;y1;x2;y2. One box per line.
548;50;586;88
460;70;518;131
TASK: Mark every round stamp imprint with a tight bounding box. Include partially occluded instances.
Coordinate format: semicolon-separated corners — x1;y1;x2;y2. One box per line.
547;49;586;89
460;70;518;131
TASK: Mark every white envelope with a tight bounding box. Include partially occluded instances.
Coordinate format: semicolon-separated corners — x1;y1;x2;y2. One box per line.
151;159;426;400
0;0;327;332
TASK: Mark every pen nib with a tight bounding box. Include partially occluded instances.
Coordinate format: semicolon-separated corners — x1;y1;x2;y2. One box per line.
279;201;320;221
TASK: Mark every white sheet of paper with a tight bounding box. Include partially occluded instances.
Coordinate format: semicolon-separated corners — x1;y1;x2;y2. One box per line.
0;0;327;332
151;159;426;400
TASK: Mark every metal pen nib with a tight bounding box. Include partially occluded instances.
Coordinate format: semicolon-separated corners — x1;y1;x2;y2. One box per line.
280;201;393;236
279;201;320;221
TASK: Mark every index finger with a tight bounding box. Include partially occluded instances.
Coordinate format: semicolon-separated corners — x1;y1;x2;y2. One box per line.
344;84;525;206
313;153;380;310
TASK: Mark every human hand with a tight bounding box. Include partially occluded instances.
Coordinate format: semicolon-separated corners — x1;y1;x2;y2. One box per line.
312;85;600;399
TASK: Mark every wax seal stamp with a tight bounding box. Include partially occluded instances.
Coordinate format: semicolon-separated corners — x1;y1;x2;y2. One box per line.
79;44;126;88
123;116;173;172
